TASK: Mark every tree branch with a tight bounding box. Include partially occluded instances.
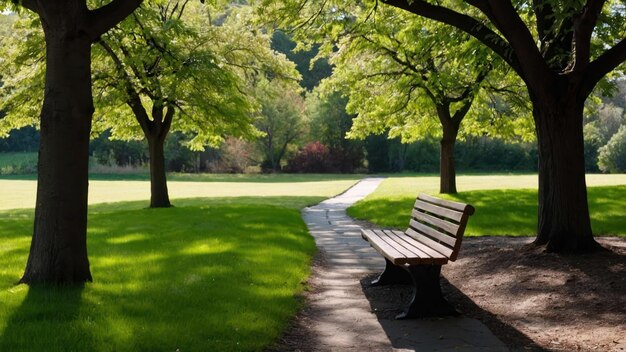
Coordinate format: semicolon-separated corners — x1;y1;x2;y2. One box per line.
582;38;626;97
380;0;523;77
19;0;39;13
451;97;475;125
476;0;553;88
87;0;144;41
448;62;491;103
162;104;175;140
532;0;555;45
98;39;152;134
529;0;573;71
570;0;606;73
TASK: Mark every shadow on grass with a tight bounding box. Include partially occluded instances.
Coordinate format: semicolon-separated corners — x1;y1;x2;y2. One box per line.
0;285;87;351
0;203;316;351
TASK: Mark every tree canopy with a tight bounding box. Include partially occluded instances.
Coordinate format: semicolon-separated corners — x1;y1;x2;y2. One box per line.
321;5;533;142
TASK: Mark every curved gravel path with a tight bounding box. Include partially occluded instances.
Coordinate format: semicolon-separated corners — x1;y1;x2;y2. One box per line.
288;177;509;351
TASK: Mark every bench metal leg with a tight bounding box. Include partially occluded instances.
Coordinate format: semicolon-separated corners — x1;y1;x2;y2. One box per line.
371;258;412;286
396;265;459;319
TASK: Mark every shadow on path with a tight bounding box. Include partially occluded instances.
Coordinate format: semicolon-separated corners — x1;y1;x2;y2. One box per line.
360;273;522;351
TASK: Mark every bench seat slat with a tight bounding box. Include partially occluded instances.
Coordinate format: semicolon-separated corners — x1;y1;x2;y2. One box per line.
411;209;460;236
375;229;421;259
409;219;457;247
384;230;434;260
389;230;448;265
406;228;455;258
401;228;453;260
414;199;463;222
362;229;409;265
406;228;454;258
381;230;435;264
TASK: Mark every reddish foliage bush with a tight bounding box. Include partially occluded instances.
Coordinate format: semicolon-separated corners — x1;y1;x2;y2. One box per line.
285;141;364;173
285;142;332;173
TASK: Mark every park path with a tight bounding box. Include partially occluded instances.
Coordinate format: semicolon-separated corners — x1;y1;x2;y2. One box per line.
296;177;509;351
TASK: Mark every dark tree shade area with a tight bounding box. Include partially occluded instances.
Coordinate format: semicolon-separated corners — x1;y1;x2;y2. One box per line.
365;136;539;173
271;31;332;91
0;127;39;152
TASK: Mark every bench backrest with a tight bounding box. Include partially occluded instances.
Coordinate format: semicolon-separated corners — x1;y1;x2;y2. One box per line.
406;193;475;262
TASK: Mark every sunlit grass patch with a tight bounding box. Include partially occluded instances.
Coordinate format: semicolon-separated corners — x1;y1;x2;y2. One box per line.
0;174;359;211
348;175;626;236
0;199;316;351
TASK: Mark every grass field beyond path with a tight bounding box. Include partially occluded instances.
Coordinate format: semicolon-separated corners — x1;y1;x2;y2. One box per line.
0;174;360;211
348;174;626;236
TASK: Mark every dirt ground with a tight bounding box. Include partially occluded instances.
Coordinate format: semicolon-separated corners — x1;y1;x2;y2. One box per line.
273;237;626;352
440;236;626;352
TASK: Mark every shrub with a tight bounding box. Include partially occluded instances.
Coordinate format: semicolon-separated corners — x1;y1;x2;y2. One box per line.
584;124;603;172
365;135;392;172
327;145;364;173
206;137;254;174
0;152;38;175
0;126;39;152
90;131;147;167
598;126;626;173
285;142;332;173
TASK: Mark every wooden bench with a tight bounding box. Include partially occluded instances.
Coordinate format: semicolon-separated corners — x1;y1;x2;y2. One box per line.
361;193;475;319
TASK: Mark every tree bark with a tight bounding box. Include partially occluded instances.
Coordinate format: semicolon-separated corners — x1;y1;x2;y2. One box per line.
17;0;143;285
147;136;171;208
532;88;601;253
436;104;462;194
439;134;458;194
20;33;94;285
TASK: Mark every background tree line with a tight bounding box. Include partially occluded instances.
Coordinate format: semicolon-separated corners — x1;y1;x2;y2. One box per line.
2;63;625;176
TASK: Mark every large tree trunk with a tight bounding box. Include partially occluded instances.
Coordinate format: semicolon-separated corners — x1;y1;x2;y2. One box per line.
147;136;171;208
20;35;94;284
439;130;458;194
532;89;601;253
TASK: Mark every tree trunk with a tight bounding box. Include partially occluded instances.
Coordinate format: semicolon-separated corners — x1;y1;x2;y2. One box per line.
20;35;94;285
148;137;171;208
437;107;460;194
439;135;458;194
271;156;281;172
532;90;601;253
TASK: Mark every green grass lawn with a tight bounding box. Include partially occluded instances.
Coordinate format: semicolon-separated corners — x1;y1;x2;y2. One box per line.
0;197;322;351
0;174;360;211
348;174;626;236
0;174;361;351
